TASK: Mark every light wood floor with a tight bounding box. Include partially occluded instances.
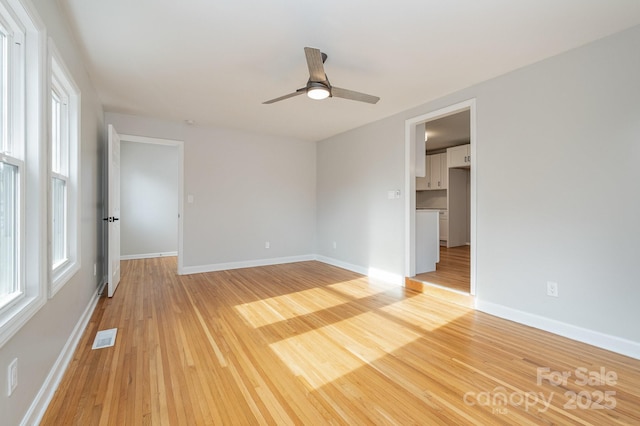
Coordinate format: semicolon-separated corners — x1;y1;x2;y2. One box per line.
414;245;470;293
42;257;640;425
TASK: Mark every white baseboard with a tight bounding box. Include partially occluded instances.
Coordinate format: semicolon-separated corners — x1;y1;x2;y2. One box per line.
180;254;404;287
121;251;177;260
97;279;107;296
367;267;404;287
315;256;404;287
315;255;369;276
476;299;640;360
180;254;316;275
21;286;102;426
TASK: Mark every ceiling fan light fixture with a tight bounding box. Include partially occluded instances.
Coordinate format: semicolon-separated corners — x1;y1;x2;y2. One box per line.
307;83;330;100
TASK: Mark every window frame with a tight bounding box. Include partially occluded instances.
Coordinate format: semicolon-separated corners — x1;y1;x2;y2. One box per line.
48;39;80;298
0;1;26;316
0;0;47;348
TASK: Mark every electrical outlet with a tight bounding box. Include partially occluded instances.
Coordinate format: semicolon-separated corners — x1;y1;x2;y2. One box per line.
265;241;270;249
8;358;17;396
547;281;559;297
93;263;97;277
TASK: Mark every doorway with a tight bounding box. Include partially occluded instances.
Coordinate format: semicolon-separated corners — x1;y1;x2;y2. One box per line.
120;134;185;274
404;99;476;295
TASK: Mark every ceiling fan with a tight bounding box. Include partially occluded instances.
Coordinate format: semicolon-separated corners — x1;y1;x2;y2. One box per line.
263;47;380;105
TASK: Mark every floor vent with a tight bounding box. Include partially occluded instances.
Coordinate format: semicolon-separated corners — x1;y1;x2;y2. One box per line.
92;328;118;350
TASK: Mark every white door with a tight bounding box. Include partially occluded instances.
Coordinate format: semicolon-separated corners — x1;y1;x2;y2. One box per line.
107;125;121;297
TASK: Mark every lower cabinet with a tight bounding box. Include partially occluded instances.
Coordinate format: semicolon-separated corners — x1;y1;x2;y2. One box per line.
416;210;439;273
439;211;449;244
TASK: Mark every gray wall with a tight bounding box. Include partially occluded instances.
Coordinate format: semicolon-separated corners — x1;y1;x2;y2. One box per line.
106;113;317;270
317;25;640;343
120;141;179;257
0;0;105;424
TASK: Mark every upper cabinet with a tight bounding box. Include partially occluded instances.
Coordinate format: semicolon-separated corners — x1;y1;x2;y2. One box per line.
415;123;426;178
447;144;471;168
417;152;447;190
434;153;448;190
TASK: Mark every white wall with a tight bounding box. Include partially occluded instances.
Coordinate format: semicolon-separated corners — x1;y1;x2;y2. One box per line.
471;25;640;347
316;118;405;280
317;25;640;348
121;141;179;258
106;113;317;271
0;0;105;424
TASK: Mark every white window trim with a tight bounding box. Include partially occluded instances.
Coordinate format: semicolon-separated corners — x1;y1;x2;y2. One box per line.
0;0;47;349
48;38;80;298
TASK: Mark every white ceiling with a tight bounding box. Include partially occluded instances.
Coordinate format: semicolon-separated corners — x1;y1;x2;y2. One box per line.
59;0;640;142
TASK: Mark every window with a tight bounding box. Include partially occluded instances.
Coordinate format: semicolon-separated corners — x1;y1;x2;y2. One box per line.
51;82;67;267
0;6;25;314
49;41;80;297
0;27;17;305
0;0;46;348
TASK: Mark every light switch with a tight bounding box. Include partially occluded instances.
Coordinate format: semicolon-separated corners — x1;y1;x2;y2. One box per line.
187;194;194;204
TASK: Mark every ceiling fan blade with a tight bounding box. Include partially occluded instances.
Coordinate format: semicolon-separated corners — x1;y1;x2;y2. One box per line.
304;47;326;82
263;88;306;104
331;87;380;104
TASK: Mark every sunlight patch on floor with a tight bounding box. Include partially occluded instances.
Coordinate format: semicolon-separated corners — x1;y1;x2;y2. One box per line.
327;279;389;299
269;311;421;390
234;287;349;328
380;294;471;331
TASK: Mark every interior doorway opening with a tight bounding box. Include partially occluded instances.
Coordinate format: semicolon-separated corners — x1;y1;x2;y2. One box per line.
404;99;476;296
120;134;185;274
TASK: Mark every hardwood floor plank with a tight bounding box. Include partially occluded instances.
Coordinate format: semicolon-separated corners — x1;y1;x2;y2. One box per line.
41;257;640;425
415;245;470;293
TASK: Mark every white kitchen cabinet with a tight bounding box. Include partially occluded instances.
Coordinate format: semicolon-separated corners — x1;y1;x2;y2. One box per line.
416;152;448;190
447;144;471;168
415;122;426;178
416;210;439;273
438;153;448;189
429;153;448;190
416;157;429;190
439;210;448;244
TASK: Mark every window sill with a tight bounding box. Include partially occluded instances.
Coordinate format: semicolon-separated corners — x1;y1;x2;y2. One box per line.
50;260;80;299
0;292;46;348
